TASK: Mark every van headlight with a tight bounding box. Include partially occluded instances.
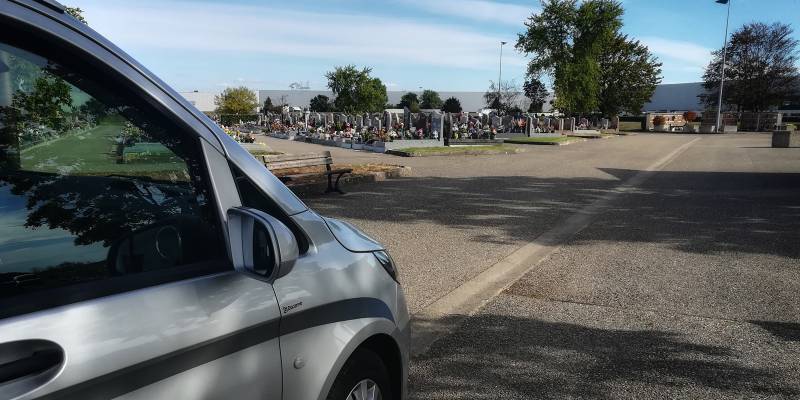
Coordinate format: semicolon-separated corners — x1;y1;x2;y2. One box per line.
373;251;399;283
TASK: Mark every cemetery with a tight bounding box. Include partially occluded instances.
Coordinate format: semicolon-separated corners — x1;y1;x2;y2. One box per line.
230;107;623;155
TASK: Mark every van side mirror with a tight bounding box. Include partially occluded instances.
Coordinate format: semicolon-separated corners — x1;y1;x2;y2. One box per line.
226;207;298;280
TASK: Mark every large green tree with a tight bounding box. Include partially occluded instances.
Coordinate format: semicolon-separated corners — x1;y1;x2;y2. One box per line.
701;22;800;113
398;92;419;109
325;65;388;113
420;90;443;109
214;86;258;115
262;97;281;113
523;78;549;112
3;74;73;134
517;0;660;116
309;94;334;112
599;34;662;116
441;97;462;113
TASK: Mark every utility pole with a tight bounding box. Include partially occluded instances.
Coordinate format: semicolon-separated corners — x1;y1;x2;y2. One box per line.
715;0;732;133
498;41;506;111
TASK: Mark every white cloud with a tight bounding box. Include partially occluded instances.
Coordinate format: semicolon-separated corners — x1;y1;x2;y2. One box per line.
639;37;713;83
640;37;713;68
82;0;527;71
398;0;537;26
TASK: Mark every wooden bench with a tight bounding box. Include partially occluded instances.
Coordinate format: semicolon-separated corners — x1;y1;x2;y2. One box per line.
259;151;352;194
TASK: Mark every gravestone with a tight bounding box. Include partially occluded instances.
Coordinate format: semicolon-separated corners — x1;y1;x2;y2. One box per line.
491;115;502;128
528;116;536;136
431;112;443;141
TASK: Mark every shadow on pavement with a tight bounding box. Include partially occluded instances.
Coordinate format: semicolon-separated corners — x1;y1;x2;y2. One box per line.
410;313;800;399
303;169;800;260
750;320;800;342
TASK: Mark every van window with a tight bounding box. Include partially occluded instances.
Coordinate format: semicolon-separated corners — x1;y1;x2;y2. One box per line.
0;37;227;315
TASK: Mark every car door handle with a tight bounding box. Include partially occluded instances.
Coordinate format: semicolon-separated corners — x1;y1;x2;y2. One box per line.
0;339;64;395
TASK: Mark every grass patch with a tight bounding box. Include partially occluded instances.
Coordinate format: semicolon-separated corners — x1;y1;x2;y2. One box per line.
619;121;644;131
20;119;187;178
388;144;520;157
503;136;580;145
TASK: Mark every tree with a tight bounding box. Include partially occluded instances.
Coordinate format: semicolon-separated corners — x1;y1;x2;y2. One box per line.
325;65;388;113
65;6;87;24
398;92;419;109
598;34;661;116
3;74;73;134
516;0;659;116
701;22;800;112
214;86;258;115
441;97;462;113
309;94;334;112
523;78;549;112
262;97;280;113
483;80;521;112
420;90;443;109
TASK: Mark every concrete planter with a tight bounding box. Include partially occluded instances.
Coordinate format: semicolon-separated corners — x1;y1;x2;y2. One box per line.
699;124;716;133
723;125;738;133
772;130;797;148
382;139;444;151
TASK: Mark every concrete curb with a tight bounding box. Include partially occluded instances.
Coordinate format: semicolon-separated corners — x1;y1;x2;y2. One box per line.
385;147;524;157
504;138;586;146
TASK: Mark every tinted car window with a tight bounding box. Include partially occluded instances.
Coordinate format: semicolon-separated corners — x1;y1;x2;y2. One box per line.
0;38;226;306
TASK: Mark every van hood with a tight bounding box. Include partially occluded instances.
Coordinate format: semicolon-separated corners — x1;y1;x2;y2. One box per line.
322;217;384;252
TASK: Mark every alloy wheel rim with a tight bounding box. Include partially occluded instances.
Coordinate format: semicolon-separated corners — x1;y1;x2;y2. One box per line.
346;378;382;400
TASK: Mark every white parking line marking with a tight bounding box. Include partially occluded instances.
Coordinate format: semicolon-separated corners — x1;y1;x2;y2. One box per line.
410;137;702;356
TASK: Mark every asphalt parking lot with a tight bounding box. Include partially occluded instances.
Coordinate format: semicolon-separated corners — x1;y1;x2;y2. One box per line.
261;133;800;399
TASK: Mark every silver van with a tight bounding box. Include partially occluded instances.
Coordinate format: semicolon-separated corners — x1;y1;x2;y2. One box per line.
0;1;409;399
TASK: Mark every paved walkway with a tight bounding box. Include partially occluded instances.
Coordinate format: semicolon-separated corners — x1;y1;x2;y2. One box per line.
260;133;800;398
409;134;800;399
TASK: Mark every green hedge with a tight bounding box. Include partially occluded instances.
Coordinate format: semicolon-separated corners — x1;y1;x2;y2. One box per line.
218;114;260;126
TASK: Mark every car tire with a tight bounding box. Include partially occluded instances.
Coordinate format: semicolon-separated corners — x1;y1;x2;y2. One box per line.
326;348;392;400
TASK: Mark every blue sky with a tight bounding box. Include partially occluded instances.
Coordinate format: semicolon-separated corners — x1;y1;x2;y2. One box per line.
78;0;800;93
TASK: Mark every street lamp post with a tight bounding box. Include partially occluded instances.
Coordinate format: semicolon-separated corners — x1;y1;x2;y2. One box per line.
715;0;732;133
498;41;506;111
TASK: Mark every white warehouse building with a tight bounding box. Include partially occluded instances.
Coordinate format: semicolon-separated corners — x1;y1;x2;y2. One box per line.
180;83;712;114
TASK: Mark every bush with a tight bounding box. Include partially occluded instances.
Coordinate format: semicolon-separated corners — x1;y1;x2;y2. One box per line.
683;111;697;122
441;97;462;113
219;114;259;126
652;115;666;126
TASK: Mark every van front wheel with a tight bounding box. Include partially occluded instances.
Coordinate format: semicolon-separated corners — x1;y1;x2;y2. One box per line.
327;348;392;400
